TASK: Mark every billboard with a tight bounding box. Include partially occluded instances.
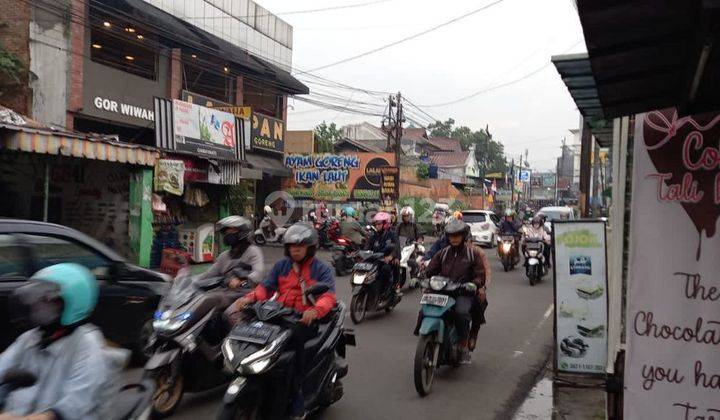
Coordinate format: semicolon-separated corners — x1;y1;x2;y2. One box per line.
553;221;608;376
172;99;238;159
251;112;285;154
624;109;720;419
283;153;396;202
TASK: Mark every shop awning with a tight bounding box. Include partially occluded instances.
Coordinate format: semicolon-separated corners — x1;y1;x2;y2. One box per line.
1;128;159;166
575;0;720;118
245;152;291;178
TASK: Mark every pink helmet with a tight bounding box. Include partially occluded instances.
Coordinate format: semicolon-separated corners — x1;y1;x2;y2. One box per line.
372;211;392;230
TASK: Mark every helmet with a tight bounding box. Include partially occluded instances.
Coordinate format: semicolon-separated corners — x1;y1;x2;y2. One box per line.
17;263;99;326
453;211;463;220
445;218;470;239
216;215;252;245
263;205;272;215
372;211;392;230
400;206;415;219
283;222;318;259
343;206;356;218
504;209;516;217
531;216;542;226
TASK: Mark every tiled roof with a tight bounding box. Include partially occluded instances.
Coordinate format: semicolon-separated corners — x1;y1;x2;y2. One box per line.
428;151;469;168
402;127;428;143
334;138;386;153
427;136;462;152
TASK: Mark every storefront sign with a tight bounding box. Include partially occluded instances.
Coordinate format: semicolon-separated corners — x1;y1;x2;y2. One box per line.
624;109;720;419
552;221;608;375
154;159;185;195
542;173;556;188
251;112;284;154
282;153;395;202
213;106;252;120
380;166;399;205
93;96;154;121
172;99;238;159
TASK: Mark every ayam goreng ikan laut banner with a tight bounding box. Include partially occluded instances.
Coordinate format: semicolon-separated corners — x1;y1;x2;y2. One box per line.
280;153;396;202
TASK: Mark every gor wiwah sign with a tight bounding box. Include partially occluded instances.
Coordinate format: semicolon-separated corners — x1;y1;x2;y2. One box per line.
625;109;720;419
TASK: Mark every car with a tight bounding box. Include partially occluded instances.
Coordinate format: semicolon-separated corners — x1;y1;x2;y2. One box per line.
461;210;500;248
537;206;575;232
0;219;170;358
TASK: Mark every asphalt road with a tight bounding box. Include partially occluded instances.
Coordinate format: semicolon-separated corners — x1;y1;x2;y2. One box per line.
134;243;554;420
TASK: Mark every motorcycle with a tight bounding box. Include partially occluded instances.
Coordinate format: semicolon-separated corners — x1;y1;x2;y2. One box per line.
414;276;478;396
497;235;519;272
144;268;252;417
349;250;401;324
217;284;356;419
399;236;425;289
316;217;340;249
331;236;360;277
254;216;287;245
524;238;547;286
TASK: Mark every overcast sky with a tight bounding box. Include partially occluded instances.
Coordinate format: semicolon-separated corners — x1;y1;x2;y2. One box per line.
260;0;587;171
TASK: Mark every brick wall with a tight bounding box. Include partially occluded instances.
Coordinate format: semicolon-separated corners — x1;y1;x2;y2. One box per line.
0;0;31;115
67;0;87;129
169;48;182;99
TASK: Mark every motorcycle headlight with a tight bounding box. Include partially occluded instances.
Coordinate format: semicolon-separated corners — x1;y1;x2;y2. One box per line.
501;243;511;253
429;278;447;291
352;273;367;285
152;311;191;332
246;358;271;374
222;338;235;362
239;331;290;374
528;250;538;257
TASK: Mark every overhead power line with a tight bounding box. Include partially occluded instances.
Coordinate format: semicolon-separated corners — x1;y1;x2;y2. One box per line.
304;0;506;72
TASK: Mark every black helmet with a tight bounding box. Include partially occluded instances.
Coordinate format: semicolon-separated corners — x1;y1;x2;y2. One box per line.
445;218;470;240
216;215;252;246
283;222;318;259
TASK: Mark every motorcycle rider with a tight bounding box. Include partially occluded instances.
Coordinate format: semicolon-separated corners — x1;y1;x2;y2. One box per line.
0;263;107;419
425;219;490;363
230;222;337;420
522;216;551;268
340;206;366;247
365;211;400;300
423;211;463;262
498;209;521;261
396;206;423;243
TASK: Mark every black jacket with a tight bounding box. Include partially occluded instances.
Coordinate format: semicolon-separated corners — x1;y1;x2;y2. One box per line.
366;228;399;258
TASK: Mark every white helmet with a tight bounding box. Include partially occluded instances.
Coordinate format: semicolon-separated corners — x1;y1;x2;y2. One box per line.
400;206;415;220
264;205;272;215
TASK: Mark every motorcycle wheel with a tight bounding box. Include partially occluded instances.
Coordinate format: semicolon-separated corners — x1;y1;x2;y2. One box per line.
350;292;368;324
503;262;509;272
150;369;184;418
217;401;259;420
414;335;438;397
529;273;537;286
254;234;266;245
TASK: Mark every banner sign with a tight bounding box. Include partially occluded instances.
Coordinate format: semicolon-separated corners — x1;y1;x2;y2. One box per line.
542;173;556;188
519;170;531;182
251;112;284;154
380;166;399;205
624;109;720;419
282;153;396;202
553;221;608;375
172;99;238;159
213;106;251;120
154;159;185;196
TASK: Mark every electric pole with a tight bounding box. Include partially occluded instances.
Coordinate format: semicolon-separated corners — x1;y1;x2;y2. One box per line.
381;92;404;207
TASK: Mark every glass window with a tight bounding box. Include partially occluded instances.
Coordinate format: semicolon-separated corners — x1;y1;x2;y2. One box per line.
23;234;112;278
0;234;25;279
89;11;157;80
462;212;487;223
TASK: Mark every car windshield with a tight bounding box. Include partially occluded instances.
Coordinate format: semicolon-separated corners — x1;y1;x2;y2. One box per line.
462;213;487;223
539;210;572;221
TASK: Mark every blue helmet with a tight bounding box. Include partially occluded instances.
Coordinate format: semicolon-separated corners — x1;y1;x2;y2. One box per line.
30;263;99;326
343;206;356;218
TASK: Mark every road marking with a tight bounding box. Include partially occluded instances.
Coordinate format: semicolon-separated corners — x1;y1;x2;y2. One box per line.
512;303;554;358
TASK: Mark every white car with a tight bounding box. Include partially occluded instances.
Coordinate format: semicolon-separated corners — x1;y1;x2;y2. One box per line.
462;210;500;248
537;206;575;232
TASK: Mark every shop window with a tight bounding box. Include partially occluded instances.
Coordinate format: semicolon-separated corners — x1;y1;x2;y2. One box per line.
0;234;25;279
22;234;112;278
183;60;235;104
89;26;157;80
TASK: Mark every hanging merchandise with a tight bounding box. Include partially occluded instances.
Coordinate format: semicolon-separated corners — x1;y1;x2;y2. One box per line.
183;186;210;207
151;193;167;213
154;159;185;195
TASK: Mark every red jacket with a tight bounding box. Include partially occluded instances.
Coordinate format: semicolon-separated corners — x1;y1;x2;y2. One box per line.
248;257;337;318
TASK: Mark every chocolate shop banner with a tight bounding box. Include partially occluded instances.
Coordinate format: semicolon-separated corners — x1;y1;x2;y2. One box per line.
625;109;720;419
553;221;608;375
282;153;396;202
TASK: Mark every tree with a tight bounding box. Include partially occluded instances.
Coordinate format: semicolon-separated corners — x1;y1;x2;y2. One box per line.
416;163;429;179
314;121;343;153
428;118;508;173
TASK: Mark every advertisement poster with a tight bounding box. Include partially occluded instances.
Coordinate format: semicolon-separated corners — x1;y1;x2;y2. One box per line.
251;112;285;154
172;99;238;159
153;159;185;196
553;221;608;375
282;153;396;202
380;166;399;206
624;109;720;419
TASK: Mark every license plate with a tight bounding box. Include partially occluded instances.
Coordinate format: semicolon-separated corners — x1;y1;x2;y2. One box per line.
420;294;449;307
230;322;275;345
527;243;542;249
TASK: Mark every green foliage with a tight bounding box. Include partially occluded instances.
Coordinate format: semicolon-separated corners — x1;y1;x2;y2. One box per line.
416;163;429;179
0;44;23;83
314;121;343;153
428;118;508;173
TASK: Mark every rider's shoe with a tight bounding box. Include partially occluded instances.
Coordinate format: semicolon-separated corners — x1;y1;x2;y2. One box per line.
459;347;472;364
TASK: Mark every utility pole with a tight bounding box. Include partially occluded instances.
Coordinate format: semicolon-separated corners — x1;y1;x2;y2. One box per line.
509;158;515;210
381;92;403;207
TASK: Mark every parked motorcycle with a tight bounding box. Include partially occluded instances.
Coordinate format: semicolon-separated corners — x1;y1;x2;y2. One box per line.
524;238;547;286
498;235;519;272
217;284;356;419
414;276;478;397
254;216;287;245
331;236;360;277
399;237;425;289
144;269;252;417
349;250;401;324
